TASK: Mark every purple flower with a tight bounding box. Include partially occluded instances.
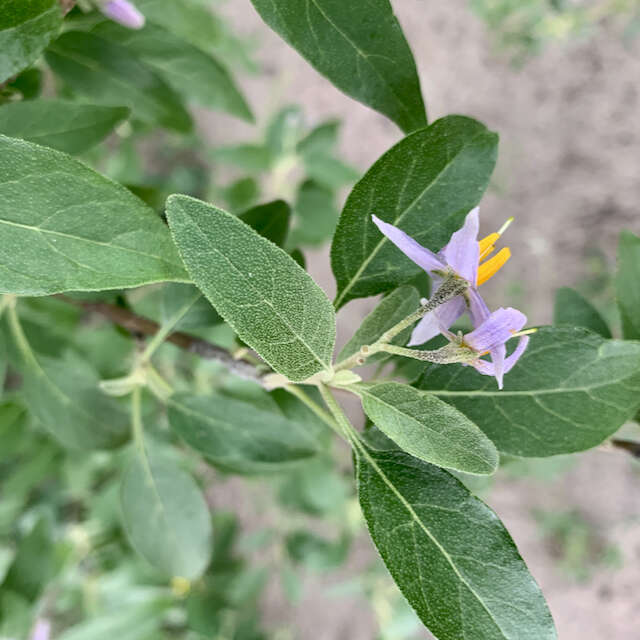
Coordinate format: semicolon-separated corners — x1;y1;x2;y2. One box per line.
30;620;51;640
446;306;530;389
100;0;145;29
371;208;512;346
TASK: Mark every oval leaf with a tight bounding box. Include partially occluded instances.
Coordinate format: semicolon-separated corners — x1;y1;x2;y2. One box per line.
357;382;498;474
0;100;129;154
120;451;212;579
616;230;640;340
553;287;611;338
0;0;62;83
331;116;498;308
416;327;640;457
249;0;426;133
45;30;192;132
357;446;557;640
166;195;336;382
168;391;321;474
0;135;188;296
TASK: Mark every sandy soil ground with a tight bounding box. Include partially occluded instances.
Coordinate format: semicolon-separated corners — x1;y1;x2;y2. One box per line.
202;1;640;637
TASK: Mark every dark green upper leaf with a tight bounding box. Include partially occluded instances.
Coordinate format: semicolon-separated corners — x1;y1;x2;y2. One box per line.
120;449;213;579
166;195;336;382
616;230;640;340
45;30;192;132
0;99;129;154
338;285;420;363
239;200;291;248
91;21;253;122
168;391;321;473
0;136;188;296
416;327;640;457
357;446;556;640
357;382;498;475
331;116;498;308
249;0;426;133
0;0;62;83
553;287;611;338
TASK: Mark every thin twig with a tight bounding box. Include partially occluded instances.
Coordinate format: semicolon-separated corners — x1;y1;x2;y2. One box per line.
610;438;640;459
56;295;265;384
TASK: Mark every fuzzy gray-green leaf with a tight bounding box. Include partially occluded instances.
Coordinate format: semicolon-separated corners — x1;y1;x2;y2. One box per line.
166;195;335;382
331;116;498;308
249;0;426;133
357;446;557;640
0;0;62;83
553;287;611;338
0;136;188;296
0;100;129;154
416;327;640;457
357;382;498;474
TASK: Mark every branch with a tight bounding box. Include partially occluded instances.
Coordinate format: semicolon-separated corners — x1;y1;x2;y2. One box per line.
610;438;640;459
56;295;265;384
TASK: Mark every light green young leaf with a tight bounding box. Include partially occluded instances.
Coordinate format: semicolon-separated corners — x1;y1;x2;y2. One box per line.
416;327;640;457
0;0;62;83
0;100;129;154
338;285;420;363
166;195;336;381
331;116;498;308
168;391;321;474
120;450;213;580
553;286;611;338
357;446;557;640
91;21;253;122
17;349;129;450
0;135;188;296
356;382;498;474
249;0;426;133
45;31;192;132
289;180;339;248
616;230;640;340
210;143;274;172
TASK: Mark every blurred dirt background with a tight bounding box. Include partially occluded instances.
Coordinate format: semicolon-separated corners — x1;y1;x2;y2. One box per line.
200;1;640;638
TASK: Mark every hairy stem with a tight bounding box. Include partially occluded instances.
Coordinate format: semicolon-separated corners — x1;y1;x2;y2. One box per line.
317;383;361;447
284;384;342;436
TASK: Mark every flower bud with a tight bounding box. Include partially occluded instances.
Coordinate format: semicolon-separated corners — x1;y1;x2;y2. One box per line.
99;0;145;29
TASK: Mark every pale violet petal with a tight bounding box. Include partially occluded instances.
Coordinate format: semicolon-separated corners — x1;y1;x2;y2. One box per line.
371;215;445;274
465;307;527;353
472;335;530;385
408;312;440;346
408;297;465;346
101;0;146;29
489;343;506;389
467;287;490;326
442;207;480;283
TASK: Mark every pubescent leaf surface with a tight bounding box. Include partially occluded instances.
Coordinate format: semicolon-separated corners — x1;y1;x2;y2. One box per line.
45;30;192;132
357;446;557;640
553;287;611;338
166;195;336;382
0;135;188;296
616;230;640;340
249;0;426;133
168;390;322;474
331;116;498;308
357;382;498;475
120;450;212;579
416;327;640;457
0;0;62;83
0;100;129;154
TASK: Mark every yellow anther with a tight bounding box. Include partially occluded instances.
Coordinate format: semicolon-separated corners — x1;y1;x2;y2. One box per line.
478;232;499;259
171;576;191;597
477;247;511;286
511;328;537;338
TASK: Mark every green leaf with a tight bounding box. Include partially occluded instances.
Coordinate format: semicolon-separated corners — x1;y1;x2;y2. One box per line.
91;21;253;122
0;0;62;83
338;285;420;363
249;0;426;133
15;349;129;450
0;135;188;296
211;144;274;172
5;67;42;99
162;283;222;330
616;230;640;340
166;195;336;381
120;450;213;579
415;327;640;457
302;151;360;190
45;30;192;132
553;287;611;338
356;382;498;474
239;199;291;248
0;99;129;153
289;179;339;247
331;116;498;308
357;446;557;640
167;390;321;474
